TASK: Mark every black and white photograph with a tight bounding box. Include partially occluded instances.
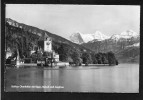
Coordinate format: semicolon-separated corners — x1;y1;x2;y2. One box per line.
4;4;140;92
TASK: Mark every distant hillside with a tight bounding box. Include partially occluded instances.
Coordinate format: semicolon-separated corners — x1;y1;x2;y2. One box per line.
81;30;140;63
6;18;92;52
115;46;140;63
82;38;139;53
5;18;94;62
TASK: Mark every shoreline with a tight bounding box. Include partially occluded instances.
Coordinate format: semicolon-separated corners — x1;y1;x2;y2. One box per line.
5;63;139;69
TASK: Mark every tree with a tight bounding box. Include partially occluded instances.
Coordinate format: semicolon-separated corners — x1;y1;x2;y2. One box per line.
43;52;50;57
95;53;103;64
82;52;92;66
11;49;17;59
30;52;37;63
5;24;38;59
71;50;82;66
101;53;108;64
67;57;74;65
91;53;98;64
107;51;118;66
58;44;70;61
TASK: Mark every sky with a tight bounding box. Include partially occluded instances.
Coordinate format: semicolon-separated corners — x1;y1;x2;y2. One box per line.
6;4;140;40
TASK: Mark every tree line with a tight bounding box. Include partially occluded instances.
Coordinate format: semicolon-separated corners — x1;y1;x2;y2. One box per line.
57;43;118;66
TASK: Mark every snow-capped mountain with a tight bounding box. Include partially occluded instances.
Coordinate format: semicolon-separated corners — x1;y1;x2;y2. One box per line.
70;30;139;44
110;30;139;41
126;42;140;48
70;32;84;44
70;31;110;44
81;29;140;53
110;34;121;41
93;31;110;40
120;30;139;38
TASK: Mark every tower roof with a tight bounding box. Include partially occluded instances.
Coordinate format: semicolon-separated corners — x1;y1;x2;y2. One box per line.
38;32;49;41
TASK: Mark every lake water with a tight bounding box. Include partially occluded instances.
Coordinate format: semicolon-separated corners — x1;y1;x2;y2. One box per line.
4;64;139;93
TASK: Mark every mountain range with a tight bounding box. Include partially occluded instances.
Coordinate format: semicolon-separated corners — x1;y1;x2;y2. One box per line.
70;31;110;44
79;30;140;63
70;30;139;44
5;18;140;63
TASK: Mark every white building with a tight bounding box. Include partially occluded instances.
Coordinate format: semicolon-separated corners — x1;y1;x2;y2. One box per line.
38;33;59;62
53;52;59;62
44;37;52;52
6;48;12;59
38;32;52;52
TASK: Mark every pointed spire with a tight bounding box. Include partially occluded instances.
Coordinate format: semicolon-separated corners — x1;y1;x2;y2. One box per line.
44;32;49;39
38;32;49;41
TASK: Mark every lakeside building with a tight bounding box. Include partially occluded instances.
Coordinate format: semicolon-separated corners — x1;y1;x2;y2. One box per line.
32;33;59;63
5;47;12;59
38;33;52;52
5;32;60;66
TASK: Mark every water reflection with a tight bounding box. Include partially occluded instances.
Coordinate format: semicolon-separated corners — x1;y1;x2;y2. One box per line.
43;70;51;92
5;64;139;92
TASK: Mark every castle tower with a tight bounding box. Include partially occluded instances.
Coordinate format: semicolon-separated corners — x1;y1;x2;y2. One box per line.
44;37;52;52
38;32;52;52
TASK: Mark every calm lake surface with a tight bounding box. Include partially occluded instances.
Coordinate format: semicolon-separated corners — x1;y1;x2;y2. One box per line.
5;63;139;92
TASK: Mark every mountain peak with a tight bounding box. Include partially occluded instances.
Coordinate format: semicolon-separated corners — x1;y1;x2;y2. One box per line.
120;30;139;38
70;32;84;44
110;30;139;41
70;31;110;44
92;31;110;40
110;34;120;40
